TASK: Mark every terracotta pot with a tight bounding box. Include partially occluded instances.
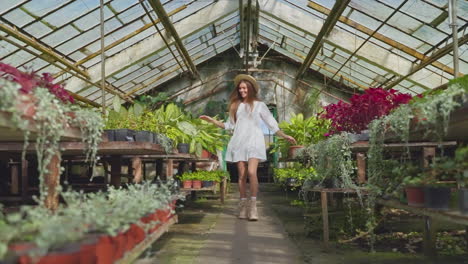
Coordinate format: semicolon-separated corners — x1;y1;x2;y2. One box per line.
129;223;145;245
9;242;36;264
288;145;304;159
95;235;115;264
192;180;202;189
37;243;81;264
201;149;211;158
182;180;192;189
111;233;127;261
405;187;425;207
79;243;97;264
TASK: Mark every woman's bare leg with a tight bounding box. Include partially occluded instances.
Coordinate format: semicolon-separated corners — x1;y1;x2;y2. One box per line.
247;158;259;198
237;161;248;198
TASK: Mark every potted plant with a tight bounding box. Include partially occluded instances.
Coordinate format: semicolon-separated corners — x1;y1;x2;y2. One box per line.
454;146;468;214
420;158;455;211
180;172;194;188
276;113;330;159
273;167;316;190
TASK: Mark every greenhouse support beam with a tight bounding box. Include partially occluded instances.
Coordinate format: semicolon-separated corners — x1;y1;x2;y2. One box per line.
100;0;106;113
245;0;252;72
385;34;468;90
140;0;186;73
331;0;407;80
0;22;90;80
449;0;459;77
307;2;462;78
239;0;245;57
148;0;199;79
0;35;103;107
295;0;350;80
53;6;186;79
69;92;101;107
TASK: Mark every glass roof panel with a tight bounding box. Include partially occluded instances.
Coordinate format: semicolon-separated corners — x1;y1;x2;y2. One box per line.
3;9;35;27
401;0;444;24
412;24;447;46
41;25;81;47
42;1;101;28
23;22;53;39
0;0;25;15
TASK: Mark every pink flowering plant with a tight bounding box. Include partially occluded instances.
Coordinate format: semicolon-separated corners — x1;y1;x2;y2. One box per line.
0;62;74;103
321;88;412;134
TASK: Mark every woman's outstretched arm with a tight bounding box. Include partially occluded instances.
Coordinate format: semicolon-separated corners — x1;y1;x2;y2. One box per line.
199;115;226;129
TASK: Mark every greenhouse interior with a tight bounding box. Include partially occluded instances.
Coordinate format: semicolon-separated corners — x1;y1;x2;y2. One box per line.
0;0;468;263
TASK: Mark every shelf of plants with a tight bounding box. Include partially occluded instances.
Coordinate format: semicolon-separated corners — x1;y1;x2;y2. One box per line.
274;76;468;255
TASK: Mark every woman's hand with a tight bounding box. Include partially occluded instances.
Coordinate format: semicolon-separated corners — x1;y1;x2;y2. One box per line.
199;115;213;123
284;135;297;145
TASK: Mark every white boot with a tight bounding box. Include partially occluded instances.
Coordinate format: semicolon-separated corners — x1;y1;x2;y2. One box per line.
248;200;258;221
238;200;248;219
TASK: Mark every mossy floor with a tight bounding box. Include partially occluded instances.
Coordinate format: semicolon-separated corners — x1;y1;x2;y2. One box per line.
136;184;468;264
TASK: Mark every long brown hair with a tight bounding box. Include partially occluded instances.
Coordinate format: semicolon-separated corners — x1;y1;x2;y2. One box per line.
228;80;258;122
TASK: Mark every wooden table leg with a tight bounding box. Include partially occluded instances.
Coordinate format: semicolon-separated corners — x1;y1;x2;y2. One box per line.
220;178;226;204
357;152;366;184
10;162;19;195
21;158;29;201
164;159;174;180
110;156;122;187
44;153;61;211
321;191;329;250
423;216;437;256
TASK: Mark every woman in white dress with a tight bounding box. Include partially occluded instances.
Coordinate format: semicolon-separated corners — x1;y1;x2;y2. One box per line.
200;74;296;220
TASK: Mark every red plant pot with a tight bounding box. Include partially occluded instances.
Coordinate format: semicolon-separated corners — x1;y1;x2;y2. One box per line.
79;243;97;264
111;233;127;261
201;149;211;158
95;236;115;264
192;180;202;189
182;180;192;189
9;242;36;264
128;224;145;246
405;187;425;207
37;244;81;264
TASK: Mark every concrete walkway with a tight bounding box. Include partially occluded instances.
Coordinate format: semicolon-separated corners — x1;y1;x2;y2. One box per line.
135;185;303;264
193;195;302;264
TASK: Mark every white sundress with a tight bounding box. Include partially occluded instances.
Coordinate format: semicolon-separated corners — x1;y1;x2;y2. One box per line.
223;101;279;162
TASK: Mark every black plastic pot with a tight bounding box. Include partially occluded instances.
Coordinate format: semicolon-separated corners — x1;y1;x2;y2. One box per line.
152;133;160;144
113;129;135;141
104;129;115;141
134;130;153;142
459;188;468;215
286;177;298;187
202;181;215;188
177;143;190;153
424;186;451;210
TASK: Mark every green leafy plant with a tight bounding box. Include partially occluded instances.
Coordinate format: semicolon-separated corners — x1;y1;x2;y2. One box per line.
180;170;228;182
274;166;317;190
273;113;330;157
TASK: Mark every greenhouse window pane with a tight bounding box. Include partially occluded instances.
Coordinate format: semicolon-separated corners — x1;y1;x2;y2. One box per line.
24;22;53;39
401;0;443;24
117;4;145;24
22;0;70;17
42;1;100;28
3;8;35;27
412;25;447;46
41;25;80;47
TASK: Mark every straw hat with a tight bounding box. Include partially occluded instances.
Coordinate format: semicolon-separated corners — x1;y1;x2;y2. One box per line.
234;74;259;93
